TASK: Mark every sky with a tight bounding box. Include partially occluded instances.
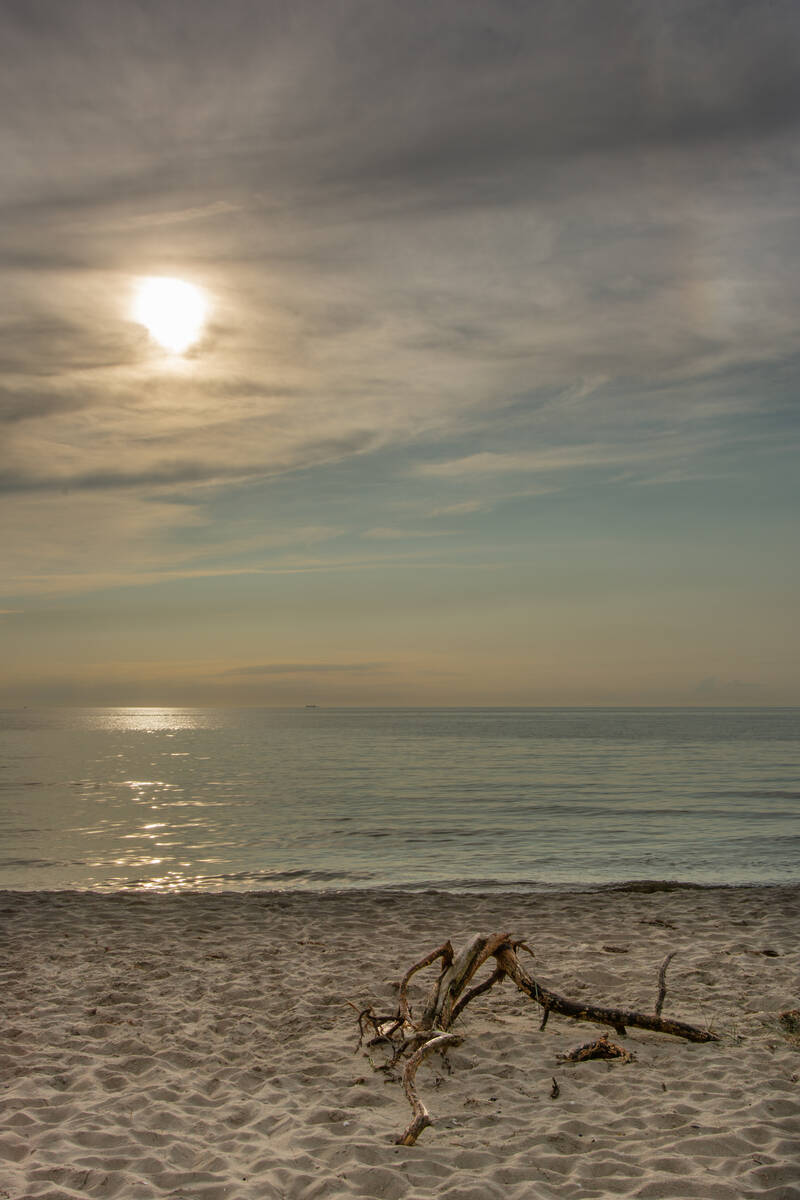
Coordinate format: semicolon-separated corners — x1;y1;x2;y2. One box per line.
1;0;799;707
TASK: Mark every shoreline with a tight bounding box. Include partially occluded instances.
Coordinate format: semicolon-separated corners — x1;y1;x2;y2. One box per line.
3;884;799;1199
3;876;797;898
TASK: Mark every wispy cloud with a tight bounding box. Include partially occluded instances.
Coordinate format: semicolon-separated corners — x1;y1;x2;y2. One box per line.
218;662;387;677
84;201;242;233
427;499;489;517
416;439;705;480
0;1;798;703
360;527;452;540
418;449;610;478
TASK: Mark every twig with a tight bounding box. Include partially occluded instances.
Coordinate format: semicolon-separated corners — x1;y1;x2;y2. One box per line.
351;1004;401;1050
655;951;677;1017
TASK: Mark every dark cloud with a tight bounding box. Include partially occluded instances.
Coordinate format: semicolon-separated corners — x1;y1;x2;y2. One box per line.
0;386;88;425
0;461;219;495
0;430;379;494
4;1;800;213
0;316;143;375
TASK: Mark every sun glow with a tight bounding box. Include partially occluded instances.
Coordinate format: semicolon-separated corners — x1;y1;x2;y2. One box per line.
133;276;207;353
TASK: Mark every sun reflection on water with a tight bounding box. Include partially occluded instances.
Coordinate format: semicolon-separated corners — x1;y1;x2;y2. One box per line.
86;708;219;732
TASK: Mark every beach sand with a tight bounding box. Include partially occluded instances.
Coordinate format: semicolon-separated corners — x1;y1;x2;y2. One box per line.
2;884;799;1200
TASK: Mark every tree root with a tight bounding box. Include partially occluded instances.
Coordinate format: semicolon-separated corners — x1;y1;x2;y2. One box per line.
358;932;717;1145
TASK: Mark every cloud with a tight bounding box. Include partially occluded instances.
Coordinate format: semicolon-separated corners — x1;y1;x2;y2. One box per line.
0;482;345;596
360;527;452;540
418;450;606;478
428;500;490;517
1;0;799;612
416;439;704;480
0;386;89;425
0;314;143;376
86;200;242;233
0;399;381;494
218;662;387;677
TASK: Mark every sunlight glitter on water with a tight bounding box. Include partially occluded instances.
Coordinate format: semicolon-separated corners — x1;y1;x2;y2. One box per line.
1;707;798;891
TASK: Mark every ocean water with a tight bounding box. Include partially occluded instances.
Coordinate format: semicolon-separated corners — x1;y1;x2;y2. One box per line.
0;707;798;892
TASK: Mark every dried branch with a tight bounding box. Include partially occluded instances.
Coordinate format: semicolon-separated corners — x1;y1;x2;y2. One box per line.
399;940;453;1027
450;965;506;1025
358;931;717;1146
655;951;677;1017
557;1033;636;1063
395;1032;462;1146
427;932;511;1031
495;946;716;1042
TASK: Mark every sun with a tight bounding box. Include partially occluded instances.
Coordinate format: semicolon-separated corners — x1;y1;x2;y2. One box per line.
133;276;208;353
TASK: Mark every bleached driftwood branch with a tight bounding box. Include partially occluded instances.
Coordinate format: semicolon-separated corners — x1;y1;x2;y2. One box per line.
357;932;716;1145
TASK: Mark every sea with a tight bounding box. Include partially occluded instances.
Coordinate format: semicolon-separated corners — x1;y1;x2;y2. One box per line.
0;706;798;893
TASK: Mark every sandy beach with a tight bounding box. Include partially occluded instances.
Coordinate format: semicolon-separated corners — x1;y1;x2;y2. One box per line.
2;884;799;1200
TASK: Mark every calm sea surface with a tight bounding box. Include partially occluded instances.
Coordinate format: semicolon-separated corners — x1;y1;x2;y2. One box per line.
0;707;798;892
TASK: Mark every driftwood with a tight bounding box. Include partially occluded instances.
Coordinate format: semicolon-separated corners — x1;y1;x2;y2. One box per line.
357;931;717;1145
557;1033;636;1063
655;950;676;1016
396;1032;462;1146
